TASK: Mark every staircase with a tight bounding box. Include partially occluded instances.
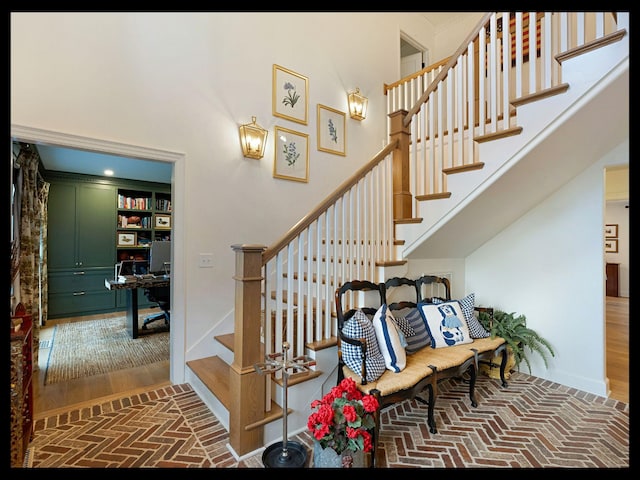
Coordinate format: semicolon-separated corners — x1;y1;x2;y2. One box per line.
186;12;629;459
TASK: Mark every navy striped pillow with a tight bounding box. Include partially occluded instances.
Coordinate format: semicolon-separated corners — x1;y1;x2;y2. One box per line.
395;307;431;354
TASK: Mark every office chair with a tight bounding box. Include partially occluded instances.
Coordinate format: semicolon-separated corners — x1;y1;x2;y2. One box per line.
142;286;170;330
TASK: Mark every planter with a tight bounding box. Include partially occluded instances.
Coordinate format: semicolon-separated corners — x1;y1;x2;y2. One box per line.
480;346;516;380
313;441;366;468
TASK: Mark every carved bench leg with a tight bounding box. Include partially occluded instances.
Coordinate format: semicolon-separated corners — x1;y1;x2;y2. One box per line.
370;389;382;468
426;383;437;433
415;382;438;434
428;366;438;433
469;349;478;407
468;363;478;407
498;345;509;388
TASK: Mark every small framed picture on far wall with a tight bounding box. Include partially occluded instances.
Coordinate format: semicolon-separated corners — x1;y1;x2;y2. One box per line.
605;224;618;238
605;238;618;253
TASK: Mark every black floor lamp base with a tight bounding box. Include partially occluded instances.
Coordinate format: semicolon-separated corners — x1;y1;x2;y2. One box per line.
262;441;308;468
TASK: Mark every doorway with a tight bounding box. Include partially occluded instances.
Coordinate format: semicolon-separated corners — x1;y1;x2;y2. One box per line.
10;127;185;412
604;165;629;403
401;34;429;79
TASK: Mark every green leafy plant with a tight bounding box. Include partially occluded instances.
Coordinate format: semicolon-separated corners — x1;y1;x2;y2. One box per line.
478;309;555;374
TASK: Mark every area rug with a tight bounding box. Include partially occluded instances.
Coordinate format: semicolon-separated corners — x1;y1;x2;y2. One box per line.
43;316;169;385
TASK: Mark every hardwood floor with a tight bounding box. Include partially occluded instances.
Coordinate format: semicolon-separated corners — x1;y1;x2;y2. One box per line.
33;297;628;418
33;308;170;418
606;295;629;403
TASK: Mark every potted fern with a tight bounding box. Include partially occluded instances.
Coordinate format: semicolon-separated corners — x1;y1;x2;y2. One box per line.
478;309;555;379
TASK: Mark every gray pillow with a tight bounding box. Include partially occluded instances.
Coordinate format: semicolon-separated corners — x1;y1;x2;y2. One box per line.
395;307;431;354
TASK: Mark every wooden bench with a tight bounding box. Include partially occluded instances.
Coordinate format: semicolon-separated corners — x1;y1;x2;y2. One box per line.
335;276;508;467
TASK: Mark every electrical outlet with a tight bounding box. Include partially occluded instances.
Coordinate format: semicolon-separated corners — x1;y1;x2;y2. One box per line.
198;253;213;268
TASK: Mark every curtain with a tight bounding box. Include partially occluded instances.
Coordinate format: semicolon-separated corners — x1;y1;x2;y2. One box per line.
16;144;50;366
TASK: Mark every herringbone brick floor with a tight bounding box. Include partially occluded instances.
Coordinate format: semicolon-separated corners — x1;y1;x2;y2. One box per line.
27;373;629;469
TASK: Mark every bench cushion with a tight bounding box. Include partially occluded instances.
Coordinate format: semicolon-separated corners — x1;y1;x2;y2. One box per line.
468;336;506;353
343;346;436;397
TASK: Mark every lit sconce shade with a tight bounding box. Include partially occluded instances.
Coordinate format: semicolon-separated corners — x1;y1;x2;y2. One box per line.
239;116;268;159
347;87;368;121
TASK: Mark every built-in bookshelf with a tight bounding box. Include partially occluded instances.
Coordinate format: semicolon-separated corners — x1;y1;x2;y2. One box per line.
117;188;171;274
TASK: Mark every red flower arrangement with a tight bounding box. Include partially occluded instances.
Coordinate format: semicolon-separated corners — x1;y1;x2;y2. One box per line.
307;377;379;454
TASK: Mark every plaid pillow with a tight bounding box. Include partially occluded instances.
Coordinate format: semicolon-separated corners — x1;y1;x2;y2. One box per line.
391;314;416;338
342;309;386;382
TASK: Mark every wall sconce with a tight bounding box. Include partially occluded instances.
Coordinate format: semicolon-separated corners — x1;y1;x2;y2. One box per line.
347;87;368;121
239;116;268;159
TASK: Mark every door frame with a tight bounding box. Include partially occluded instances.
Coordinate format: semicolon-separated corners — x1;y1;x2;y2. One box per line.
10;124;187;384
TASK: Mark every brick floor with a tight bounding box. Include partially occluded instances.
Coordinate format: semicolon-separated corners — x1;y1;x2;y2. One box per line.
28;373;629;468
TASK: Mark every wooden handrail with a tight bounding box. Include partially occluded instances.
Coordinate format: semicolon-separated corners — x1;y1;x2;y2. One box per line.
383;55;452;94
263;139;398;264
404;12;494;127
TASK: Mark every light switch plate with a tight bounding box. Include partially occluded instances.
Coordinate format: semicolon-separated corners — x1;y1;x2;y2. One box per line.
198;253;213;268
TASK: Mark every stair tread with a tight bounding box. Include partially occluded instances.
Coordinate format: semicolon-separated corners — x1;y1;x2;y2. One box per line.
187;355;306;432
474;126;523;143
216;332;337;353
215;333;234;351
187;355;231;410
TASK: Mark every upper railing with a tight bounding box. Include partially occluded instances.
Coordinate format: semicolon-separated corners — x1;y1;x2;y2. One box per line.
385;12;626;216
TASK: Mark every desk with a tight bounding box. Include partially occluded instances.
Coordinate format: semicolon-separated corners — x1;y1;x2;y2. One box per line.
105;276;170;338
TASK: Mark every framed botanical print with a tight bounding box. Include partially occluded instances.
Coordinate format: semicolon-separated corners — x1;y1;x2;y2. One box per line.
317;104;346;156
272;64;308;125
273;126;309;183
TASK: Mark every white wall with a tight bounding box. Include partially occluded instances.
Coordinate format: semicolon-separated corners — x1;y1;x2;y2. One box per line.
465;139;628;397
10;12;442;382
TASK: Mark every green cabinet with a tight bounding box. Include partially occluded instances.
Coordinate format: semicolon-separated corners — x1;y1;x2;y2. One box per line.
47;268;116;317
47;179;117;318
46;174;171;319
48;182;116;269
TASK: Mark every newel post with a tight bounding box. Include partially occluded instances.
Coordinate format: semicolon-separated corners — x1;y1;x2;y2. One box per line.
389;109;412;220
229;244;267;456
